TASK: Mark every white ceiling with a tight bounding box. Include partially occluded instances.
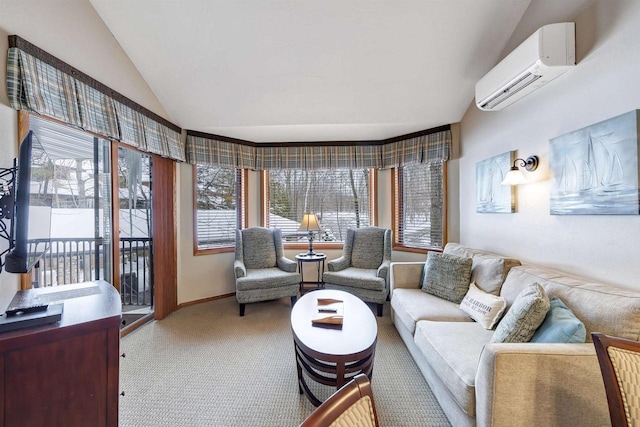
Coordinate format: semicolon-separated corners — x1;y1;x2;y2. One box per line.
89;0;591;142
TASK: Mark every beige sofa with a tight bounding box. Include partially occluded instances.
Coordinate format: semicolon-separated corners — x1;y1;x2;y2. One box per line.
390;243;640;427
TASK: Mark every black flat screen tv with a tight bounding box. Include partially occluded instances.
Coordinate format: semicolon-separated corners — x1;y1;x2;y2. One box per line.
4;131;53;274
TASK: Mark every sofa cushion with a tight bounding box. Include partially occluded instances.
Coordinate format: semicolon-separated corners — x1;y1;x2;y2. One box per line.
470;256;506;295
444;243;521;295
530;297;586;343
241;228;276;269
351;227;385;269
501;265;640;342
391;288;472;334
414;321;494;417
459;282;507;329
492;283;550;343
421;252;472;303
235;268;301;291
322;267;385;291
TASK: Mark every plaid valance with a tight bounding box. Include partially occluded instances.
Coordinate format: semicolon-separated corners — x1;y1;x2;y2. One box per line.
186;127;450;170
6;36;185;162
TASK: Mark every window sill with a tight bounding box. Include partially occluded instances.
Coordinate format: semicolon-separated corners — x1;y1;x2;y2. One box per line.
392;244;442;254
194;246;235;256
283;242;344;251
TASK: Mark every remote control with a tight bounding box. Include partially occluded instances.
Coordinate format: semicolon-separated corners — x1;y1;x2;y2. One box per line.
5;304;50;317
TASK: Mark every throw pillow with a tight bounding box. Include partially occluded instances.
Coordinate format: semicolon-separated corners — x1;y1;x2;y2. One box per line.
491;282;550;343
421;252;473;303
470;256;506;295
530;297;586;343
459;282;507;329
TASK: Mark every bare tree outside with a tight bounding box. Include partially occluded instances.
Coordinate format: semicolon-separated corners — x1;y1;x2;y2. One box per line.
195;165;241;249
267;169;372;242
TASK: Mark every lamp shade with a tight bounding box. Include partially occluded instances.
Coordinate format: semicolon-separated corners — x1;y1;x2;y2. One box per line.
501;168;527;186
298;213;322;232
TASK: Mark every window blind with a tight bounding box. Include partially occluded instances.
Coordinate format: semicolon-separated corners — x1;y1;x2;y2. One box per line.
394;162;444;251
195;166;245;250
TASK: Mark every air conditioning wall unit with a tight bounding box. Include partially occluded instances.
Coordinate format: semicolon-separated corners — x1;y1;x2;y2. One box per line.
475;22;575;111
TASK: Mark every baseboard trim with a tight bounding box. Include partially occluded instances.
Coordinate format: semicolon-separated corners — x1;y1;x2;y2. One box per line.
178;293;235;309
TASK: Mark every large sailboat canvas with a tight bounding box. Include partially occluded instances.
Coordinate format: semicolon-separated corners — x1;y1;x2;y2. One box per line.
550;110;640;215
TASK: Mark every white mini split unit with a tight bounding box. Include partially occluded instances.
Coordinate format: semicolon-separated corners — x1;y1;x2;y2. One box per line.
475;22;576;111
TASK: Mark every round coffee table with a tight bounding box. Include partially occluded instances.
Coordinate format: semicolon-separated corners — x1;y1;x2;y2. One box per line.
291;289;378;407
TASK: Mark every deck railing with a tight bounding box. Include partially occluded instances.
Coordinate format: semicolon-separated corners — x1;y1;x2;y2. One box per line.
34;237;153;307
120;237;153;307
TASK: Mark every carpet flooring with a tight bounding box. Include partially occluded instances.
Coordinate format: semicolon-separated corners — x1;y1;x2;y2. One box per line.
119;296;451;427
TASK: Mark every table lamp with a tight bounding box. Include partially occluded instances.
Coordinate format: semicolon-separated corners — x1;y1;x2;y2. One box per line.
298;213;322;256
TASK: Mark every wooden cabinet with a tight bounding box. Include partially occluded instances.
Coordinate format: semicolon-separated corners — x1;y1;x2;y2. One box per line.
0;280;121;427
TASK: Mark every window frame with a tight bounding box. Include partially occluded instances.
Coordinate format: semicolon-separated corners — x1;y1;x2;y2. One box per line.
261;169;377;250
391;162;447;254
192;165;248;255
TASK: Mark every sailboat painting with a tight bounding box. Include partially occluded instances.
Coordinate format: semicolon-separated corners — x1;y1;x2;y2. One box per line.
550;110;640;215
476;151;515;213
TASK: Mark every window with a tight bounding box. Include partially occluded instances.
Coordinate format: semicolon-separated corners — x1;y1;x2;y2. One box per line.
393;162;445;251
194;165;246;252
264;169;376;244
27;115;113;287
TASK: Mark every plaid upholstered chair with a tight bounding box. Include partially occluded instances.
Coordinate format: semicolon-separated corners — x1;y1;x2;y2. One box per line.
299;374;379;427
592;332;640;427
323;227;392;317
234;227;301;316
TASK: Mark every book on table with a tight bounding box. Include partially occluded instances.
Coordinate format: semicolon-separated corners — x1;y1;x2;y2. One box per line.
312;298;344;328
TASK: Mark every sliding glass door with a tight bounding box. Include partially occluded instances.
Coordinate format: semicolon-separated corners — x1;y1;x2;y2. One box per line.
28;116;156;323
117;146;154;321
29;116;113;287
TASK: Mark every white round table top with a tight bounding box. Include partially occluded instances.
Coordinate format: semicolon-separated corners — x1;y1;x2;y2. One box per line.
291;289;377;357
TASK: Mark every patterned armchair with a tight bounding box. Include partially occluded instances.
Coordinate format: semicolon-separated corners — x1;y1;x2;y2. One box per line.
234;227;301;316
323;227;392;317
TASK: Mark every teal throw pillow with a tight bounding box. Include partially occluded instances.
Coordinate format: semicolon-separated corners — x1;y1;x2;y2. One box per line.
421;252;473;303
530;297;586;343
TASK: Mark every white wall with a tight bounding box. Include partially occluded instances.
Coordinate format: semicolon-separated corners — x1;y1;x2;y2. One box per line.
459;0;640;290
0;0;172;308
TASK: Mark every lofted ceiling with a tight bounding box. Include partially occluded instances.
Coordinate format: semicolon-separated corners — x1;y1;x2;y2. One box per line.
89;0;592;142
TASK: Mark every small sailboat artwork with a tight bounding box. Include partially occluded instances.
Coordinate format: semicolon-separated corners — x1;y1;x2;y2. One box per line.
476;151;514;213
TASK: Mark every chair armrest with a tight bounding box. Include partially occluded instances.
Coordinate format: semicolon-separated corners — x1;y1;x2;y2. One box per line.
377;260;390;282
476;343;610;427
277;257;298;273
234;260;246;278
328;256;350;272
389;262;423;294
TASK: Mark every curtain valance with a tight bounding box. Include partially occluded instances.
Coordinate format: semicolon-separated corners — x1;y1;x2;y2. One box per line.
6;36;185;162
186;127;450;170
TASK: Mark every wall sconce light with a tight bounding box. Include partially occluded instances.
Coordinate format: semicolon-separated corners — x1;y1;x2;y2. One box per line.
298;213;322;256
501;155;539;185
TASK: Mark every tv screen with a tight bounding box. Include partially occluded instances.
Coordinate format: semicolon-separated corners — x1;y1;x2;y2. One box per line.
4;131;54;274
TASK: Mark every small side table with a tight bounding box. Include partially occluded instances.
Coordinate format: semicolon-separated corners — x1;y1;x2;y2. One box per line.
295;253;326;294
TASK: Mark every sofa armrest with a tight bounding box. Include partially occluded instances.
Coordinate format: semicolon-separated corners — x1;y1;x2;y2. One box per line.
476;343;609;427
277;257;297;273
328;256;350;272
234;260;246;278
389;262;423;294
